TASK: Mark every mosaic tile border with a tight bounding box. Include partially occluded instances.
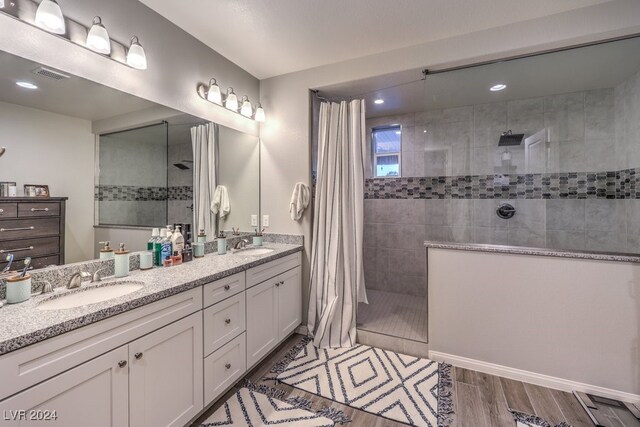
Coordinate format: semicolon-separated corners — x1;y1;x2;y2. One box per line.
96;185;193;201
364;169;638;199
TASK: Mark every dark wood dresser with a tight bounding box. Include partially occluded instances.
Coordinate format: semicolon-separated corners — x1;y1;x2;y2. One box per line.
0;197;67;271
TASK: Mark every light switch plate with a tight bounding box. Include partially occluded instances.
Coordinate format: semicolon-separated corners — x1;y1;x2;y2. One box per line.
251;215;258;226
262;215;269;227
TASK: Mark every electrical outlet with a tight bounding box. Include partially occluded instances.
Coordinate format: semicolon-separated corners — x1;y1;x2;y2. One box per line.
250;215;258;226
262;215;269;227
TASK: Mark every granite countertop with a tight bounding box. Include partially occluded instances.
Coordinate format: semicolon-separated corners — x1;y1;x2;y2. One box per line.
424;241;640;263
0;243;302;355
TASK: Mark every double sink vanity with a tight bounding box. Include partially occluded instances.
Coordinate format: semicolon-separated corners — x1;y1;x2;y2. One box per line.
0;242;302;426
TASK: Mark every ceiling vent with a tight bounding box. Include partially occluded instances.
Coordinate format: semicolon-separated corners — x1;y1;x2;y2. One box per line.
31;66;70;81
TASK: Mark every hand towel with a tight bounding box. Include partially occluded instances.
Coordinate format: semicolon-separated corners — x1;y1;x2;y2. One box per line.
211;185;230;218
289;182;310;221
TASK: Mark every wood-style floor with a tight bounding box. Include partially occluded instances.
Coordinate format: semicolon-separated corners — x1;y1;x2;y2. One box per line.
192;334;594;426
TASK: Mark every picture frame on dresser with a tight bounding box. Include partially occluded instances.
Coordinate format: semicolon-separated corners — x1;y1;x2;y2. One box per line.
23;184;50;198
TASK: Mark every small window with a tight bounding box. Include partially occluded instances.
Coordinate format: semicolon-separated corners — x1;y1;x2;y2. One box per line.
372;125;401;177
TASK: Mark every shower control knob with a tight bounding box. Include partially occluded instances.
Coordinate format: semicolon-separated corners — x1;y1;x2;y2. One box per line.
496;203;516;219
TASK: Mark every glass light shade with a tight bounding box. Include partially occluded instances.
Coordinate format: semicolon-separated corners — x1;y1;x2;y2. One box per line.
240;96;253;117
225;88;238;112
0;0;5;8
207;79;222;104
127;36;147;70
86;17;111;55
35;0;66;34
254;104;265;122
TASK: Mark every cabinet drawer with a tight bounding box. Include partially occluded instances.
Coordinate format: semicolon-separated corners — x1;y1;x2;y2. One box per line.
203;292;246;357
0;218;60;240
0;203;17;218
18;202;60;217
204;333;246;405
246;252;301;288
203;272;245;308
0;236;59;258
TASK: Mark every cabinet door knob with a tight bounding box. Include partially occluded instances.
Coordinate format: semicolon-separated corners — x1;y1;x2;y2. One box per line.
118;360;127;368
0;209;3;213
225;318;231;324
135;352;143;360
224;285;230;291
276;281;283;287
225;363;231;370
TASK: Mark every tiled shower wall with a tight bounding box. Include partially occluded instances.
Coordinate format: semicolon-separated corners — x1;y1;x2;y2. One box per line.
363;70;640;296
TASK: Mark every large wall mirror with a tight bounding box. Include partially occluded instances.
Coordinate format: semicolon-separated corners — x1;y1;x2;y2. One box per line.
0;49;260;270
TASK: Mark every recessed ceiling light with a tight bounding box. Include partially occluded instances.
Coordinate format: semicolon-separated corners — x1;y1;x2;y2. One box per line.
16;81;38;90
490;84;507;92
374;99;384;104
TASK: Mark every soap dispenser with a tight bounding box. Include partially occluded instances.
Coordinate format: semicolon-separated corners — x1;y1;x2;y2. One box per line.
99;241;114;260
114;243;130;278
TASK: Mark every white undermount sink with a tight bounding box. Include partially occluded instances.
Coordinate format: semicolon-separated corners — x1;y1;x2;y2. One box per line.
235;247;275;256
37;281;145;310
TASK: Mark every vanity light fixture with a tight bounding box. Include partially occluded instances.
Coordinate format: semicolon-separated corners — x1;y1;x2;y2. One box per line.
16;81;38;89
225;87;238;112
490;83;507;92
86;17;111;55
35;0;66;34
374;99;384;104
254;103;265;122
126;36;147;70
0;0;5;8
206;78;222;105
240;96;253;117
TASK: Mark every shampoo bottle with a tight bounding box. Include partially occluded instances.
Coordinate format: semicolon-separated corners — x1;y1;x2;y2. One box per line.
171;225;185;255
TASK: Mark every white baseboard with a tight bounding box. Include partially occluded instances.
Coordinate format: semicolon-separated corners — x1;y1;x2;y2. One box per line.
429;351;640;405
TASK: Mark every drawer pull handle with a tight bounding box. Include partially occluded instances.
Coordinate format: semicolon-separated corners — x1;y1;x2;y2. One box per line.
224;284;230;291
276;281;283;287
118;360;127;368
30;208;50;212
0;246;33;254
225;318;231;324
0;226;35;232
225;363;231;370
135;352;143;360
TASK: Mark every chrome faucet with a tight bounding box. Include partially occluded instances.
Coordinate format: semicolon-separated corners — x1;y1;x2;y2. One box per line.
35;280;54;294
92;266;110;283
233;239;250;250
67;271;91;289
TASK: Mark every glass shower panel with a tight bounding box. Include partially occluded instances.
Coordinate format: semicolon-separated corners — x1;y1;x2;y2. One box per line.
98;123;168;227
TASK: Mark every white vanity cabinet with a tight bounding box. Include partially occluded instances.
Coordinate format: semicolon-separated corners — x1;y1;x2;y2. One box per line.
246;252;302;368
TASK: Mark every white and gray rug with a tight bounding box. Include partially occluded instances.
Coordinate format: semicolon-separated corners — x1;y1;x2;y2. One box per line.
201;381;348;426
273;337;454;427
511;410;572;427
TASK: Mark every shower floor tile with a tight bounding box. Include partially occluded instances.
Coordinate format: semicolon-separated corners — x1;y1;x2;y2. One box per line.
357;289;428;342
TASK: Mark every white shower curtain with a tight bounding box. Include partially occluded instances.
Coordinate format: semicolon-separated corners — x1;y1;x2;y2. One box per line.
191;122;217;238
307;99;368;349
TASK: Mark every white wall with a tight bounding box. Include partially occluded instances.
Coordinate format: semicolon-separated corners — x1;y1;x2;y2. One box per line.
0;101;94;263
0;0;259;137
259;0;640;323
428;248;640;398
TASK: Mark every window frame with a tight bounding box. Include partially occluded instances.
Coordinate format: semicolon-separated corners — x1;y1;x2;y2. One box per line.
371;124;402;178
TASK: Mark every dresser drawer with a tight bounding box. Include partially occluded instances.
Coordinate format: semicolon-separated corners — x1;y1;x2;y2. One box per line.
0;218;60;240
204;333;246;405
246;252;301;288
203;272;245;308
203;292;246;357
18;202;60;217
0;203;17;219
0;236;59;258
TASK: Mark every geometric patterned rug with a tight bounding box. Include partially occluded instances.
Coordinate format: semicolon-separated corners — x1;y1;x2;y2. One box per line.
201;382;341;426
274;337;454;427
511;410;572;427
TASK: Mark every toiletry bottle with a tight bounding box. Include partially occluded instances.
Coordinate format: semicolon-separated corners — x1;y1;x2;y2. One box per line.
114;243;130;278
171;225;185;255
171;250;182;266
160;229;173;266
153;229;166;266
148;228;160;252
182;245;193;263
99;241;115;260
197;229;206;243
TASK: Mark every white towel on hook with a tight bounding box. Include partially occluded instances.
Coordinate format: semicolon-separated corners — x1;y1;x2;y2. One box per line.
211;185;230;218
289;182;310;221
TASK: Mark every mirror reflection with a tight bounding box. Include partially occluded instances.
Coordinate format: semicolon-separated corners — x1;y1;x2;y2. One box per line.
0;50;260;270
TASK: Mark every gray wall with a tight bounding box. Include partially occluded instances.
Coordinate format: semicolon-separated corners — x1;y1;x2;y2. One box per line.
167;125;193;225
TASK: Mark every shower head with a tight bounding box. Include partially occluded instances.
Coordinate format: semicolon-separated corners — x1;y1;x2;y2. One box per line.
173;163;190;170
498;130;525;146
